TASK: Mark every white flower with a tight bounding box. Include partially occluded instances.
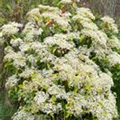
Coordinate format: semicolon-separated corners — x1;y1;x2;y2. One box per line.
0;32;2;37
67;32;80;40
26;8;42;22
107;36;120;49
13;52;26;67
0;22;22;35
81;29;107;47
48;85;67;99
23;22;43;41
10;38;23;47
41;12;70;30
60;0;72;4
30;42;43;51
12;109;35;120
53;62;75;81
93;72;114;91
34;91;49;105
72;15;98;30
73;15;91;22
77;7;95;20
38;4;59;12
55;17;70;30
19;68;36;78
19;42;31;53
40;103;58;114
4;49;15;62
5;75;19;89
4;51;26;67
81;21;98;30
66;92;86;116
44;34;74;50
101;16;118;33
27;55;37;65
22;22;35;34
108;52;120;66
26;28;43;40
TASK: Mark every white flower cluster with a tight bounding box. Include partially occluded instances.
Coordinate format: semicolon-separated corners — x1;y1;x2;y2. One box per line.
23;22;43;41
0;3;119;120
0;22;23;36
107;36;120;50
81;29;107;47
107;52;120;66
5;75;20;89
60;0;80;4
44;34;74;49
73;7;97;30
60;0;72;4
101;16;119;33
12;109;35;120
27;5;71;31
4;50;26;67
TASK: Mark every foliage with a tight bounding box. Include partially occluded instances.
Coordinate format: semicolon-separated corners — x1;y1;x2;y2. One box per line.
0;91;17;120
0;0;60;26
0;0;120;120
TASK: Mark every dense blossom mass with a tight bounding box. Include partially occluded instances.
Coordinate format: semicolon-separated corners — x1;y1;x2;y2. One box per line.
0;1;120;120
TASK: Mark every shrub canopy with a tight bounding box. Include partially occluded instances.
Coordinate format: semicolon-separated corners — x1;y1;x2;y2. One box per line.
0;0;120;120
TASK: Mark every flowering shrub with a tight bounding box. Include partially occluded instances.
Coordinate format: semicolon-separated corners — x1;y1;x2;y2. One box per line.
0;1;120;120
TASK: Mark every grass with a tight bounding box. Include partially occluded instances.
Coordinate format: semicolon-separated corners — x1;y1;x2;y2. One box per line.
0;91;17;120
